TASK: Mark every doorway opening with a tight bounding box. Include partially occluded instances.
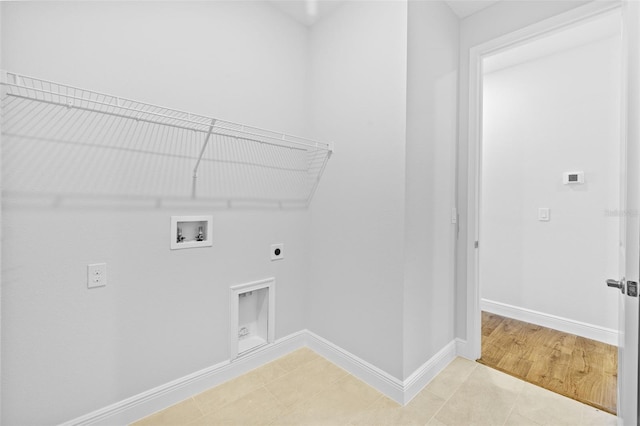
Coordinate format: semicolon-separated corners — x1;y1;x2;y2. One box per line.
473;7;622;414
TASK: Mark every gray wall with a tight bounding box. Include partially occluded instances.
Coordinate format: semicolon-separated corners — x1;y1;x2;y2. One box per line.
1;2;311;424
403;0;459;378
306;0;408;379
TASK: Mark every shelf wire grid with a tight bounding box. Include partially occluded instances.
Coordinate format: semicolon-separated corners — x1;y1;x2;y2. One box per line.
0;71;332;206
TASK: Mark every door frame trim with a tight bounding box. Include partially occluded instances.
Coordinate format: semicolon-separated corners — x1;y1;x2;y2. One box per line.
465;0;624;361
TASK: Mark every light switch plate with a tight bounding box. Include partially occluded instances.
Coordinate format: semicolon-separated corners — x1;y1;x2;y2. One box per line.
538;208;550;222
87;263;107;288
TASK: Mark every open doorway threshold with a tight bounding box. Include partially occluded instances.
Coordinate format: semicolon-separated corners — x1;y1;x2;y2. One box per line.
478;311;617;414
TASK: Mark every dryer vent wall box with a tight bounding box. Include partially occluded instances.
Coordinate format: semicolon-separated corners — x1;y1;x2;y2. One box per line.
170;215;213;249
230;278;276;360
563;171;584;185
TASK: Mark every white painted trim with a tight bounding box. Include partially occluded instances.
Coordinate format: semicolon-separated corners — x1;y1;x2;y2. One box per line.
305;330;405;403
61;332;465;425
481;299;619;346
455;338;473;360
618;2;640;424
60;331;306;426
306;332;460;405
465;0;624;365
402;340;457;404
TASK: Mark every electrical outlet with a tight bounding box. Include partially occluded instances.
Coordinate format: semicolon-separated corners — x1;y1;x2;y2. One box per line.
271;243;284;261
87;263;107;289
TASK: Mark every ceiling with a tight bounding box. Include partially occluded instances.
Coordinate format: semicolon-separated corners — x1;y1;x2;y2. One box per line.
269;0;501;27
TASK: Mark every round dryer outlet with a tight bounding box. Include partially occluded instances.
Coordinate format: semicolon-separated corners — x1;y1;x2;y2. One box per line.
271;243;284;261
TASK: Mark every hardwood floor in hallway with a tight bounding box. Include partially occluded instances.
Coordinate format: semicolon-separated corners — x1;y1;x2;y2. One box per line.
479;311;617;414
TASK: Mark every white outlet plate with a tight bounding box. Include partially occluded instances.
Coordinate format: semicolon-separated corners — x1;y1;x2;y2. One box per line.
271;243;284;261
87;263;107;288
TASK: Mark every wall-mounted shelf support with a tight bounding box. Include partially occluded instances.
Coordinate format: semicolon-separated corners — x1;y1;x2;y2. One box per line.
192;119;217;199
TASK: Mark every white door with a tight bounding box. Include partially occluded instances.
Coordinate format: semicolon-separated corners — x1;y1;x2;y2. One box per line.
611;1;640;424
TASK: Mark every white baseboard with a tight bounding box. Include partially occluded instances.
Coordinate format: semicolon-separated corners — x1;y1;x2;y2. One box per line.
61;331;307;426
454;338;473;360
305;331;405;404
305;332;459;405
402;340;457;404
62;331;464;425
481;298;619;346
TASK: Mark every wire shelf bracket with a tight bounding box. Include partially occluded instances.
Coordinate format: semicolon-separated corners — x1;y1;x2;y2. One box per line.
192;118;217;199
0;70;333;207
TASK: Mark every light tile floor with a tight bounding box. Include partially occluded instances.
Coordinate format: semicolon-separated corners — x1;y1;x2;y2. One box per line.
132;348;617;426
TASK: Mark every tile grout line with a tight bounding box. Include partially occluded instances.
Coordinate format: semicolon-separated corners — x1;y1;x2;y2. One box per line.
422;389;448;426
186;352;324;425
424;362;481;425
255;384;287;425
344;387;387;425
182;353;315;422
131;395;205;426
194;381;264;416
262;383;294;423
264;371;359;424
188;397;205;425
501;386;525;426
255;358;315;412
249;352;319;401
262;355;352;420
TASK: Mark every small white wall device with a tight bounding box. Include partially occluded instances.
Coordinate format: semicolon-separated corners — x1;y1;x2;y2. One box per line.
538;208;550;222
270;243;284;261
563;171;584;185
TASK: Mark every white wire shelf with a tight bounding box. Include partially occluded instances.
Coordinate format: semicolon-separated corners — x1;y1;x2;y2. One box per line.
0;70;332;207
